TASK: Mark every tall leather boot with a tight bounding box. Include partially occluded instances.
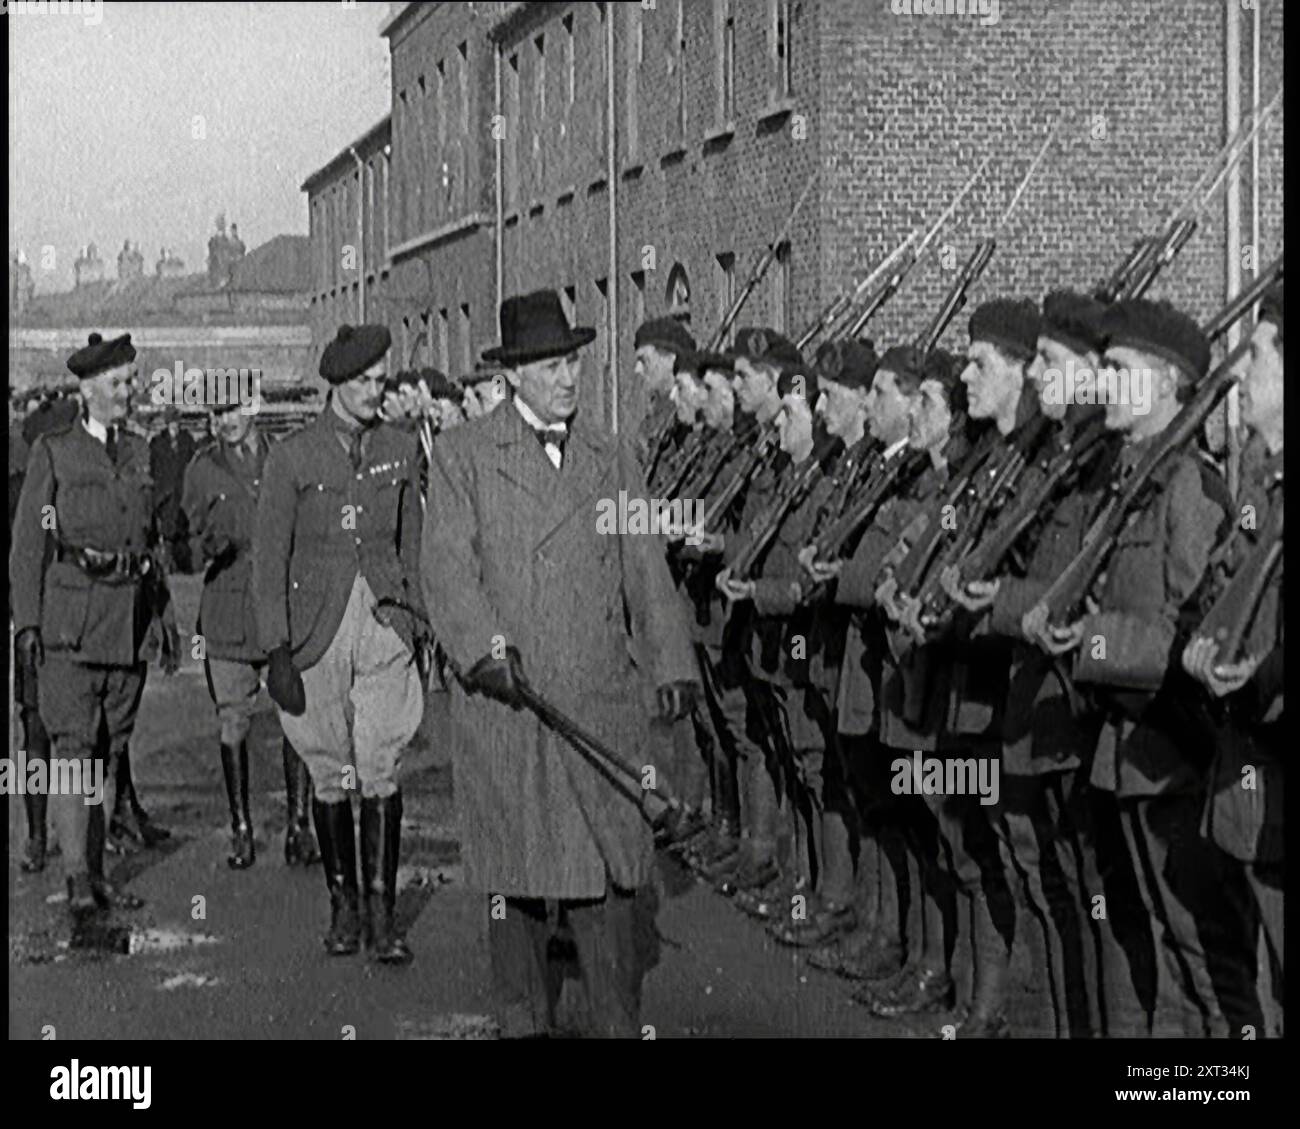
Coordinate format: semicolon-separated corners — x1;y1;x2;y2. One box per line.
219;742;255;869
282;739;319;866
112;743;171;847
22;793;48;873
312;797;361;955
958;891;1011;1037
360;792;413;965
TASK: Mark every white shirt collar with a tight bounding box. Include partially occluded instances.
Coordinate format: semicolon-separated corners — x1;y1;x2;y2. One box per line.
883;436;909;461
513;395;567;435
82;414;109;444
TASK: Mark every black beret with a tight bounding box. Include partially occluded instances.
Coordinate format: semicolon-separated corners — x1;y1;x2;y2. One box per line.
969;298;1041;362
876;344;927;393
776;365;819;407
1101;299;1209;382
67;331;135;380
1259;281;1283;332
320;323;391;384
728;326;804;374
691;349;734;374
925;348;969;417
1041;289;1108;356
415;366;458;399
634;316;696;360
814;339;879;392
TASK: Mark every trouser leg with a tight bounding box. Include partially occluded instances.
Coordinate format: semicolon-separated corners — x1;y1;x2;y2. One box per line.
19;701;50;869
566;886;648;1038
1247;862;1284;1036
488;896;557;1037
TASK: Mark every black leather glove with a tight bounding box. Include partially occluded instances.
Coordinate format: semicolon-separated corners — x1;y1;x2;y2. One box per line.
15;626;44;672
463;647;526;709
267;644;306;716
656;680;699;722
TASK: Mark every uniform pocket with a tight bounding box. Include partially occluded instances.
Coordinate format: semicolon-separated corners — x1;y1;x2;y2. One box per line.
43;565;92;650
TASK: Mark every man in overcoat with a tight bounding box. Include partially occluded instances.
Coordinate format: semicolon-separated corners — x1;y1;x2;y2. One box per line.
421;289;698;1038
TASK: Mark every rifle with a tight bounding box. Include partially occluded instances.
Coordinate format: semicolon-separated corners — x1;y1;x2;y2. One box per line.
659;427;712;498
1194;507;1283;666
706;167;819;352
730;447;831;582
914;124;1058;355
804;434;878;542
911;413;1056;629
677;417;762;502
1117;86;1283;302
953;412;1112;586
835;156;991;344
1034;256;1284;627
795;232;918;352
693;429;781;536
810;447;924;565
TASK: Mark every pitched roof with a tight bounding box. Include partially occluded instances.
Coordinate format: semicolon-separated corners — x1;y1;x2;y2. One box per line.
228;234;310;293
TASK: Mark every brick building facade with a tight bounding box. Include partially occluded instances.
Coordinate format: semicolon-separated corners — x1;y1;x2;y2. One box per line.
303;0;1284;430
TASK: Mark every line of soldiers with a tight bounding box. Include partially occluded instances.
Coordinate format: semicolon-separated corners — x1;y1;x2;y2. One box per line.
630;279;1283;1037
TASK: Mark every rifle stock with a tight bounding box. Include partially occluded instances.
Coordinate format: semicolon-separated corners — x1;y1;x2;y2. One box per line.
1196;510;1283;664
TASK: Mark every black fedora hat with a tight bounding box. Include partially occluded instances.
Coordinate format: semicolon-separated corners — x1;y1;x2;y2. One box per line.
482;289;596;366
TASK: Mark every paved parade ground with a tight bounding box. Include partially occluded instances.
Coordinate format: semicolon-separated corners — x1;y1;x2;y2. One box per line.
8;576;939;1041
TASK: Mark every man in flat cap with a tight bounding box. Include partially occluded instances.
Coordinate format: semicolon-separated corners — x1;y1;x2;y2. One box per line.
10;332;162;930
1029;298;1257;1036
1183;281;1285;1035
183;399;319;870
253;323;427;964
421;289;697;1037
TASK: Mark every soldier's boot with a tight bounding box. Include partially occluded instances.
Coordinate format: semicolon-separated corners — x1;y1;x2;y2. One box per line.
955;892;1011;1038
87;805;145;911
21;791;48;874
359;792;413;966
282;739;319;866
219;741;255;870
312;798;361;956
112;744;170;847
66;873;99;921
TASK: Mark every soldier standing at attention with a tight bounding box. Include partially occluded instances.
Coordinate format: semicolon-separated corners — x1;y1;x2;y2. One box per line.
1030;299;1256;1036
421;290;698;1038
9;333;156;928
182;400;319;869
630;316;696;471
253;324;427;965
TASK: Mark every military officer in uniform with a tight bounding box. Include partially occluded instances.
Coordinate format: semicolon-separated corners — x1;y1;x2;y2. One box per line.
421;290;698;1038
182;399;319;869
253;324;427;964
10;332;157;927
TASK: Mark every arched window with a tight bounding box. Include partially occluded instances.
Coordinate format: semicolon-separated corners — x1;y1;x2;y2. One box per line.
665;262;691;327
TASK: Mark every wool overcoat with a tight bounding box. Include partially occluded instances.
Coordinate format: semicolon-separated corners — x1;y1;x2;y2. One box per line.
421;401;696;899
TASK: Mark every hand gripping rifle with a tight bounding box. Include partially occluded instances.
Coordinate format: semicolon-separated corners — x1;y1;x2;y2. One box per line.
677;416;762;503
1107;85;1283;303
809;446;927;566
804;433;879;543
729;451;829;582
1194;506;1283;667
1033;255;1284;629
692;427;781;537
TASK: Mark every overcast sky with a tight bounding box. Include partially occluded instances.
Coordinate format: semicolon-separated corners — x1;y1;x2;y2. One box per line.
9;1;393;293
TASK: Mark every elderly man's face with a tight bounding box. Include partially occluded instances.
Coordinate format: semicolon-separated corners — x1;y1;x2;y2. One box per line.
508;351;580;424
336;359;386;423
81;362;134;425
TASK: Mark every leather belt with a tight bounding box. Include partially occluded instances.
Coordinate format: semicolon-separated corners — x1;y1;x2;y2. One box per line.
56;543;153;580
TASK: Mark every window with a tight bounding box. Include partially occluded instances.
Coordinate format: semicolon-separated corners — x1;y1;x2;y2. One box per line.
460;304;472;375
625;6;641;162
421;311;434;366
505;53;520;212
672;0;686;145
437;307;450;374
458;42;469;133
770;0;793;99
563;13;575;104
535;34;546;122
714;252;735;340
630;269;646;333
717;0;735;125
594;277;610;424
435;61;446;149
770;241;791;333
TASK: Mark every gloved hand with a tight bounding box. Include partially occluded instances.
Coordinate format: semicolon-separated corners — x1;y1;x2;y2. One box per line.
463;646;526;709
267;644;306;716
656;680;699;722
15;626;44;672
